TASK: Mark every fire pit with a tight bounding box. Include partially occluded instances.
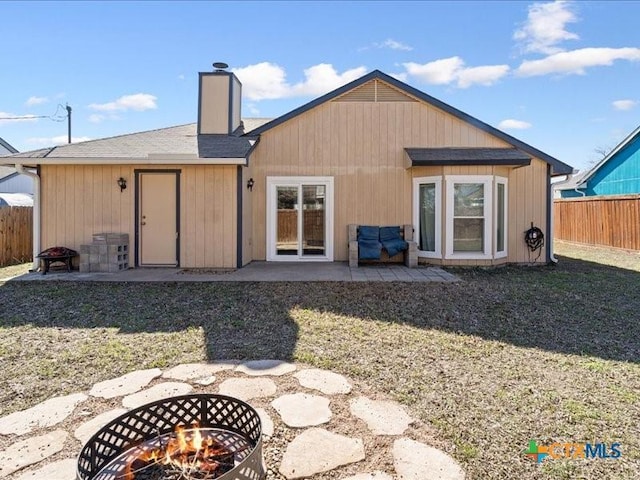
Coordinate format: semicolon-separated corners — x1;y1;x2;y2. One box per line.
77;394;264;480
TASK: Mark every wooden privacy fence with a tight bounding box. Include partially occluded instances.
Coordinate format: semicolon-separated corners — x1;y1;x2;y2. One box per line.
0;207;33;266
277;209;324;244
554;195;640;250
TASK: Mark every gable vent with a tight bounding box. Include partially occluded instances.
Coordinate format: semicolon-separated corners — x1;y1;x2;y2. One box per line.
334;79;417;102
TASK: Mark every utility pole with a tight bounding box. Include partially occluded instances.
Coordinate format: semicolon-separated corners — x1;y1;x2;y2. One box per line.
66;104;72;144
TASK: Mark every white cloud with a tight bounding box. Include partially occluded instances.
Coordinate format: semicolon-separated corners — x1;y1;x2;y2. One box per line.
88;113;121;123
377;39;413;51
359;38;413;52
612;99;637;111
88;93;157;112
404;57;464;85
246;103;261;116
498;119;533;130
389;72;408;82
517;47;640;76
0;112;39;125
456;65;511;88
232;62;367;101
514;1;579;54
27;135;92;146
25;96;49;107
178;74;185;80
291;64;368;97
403;57;509;88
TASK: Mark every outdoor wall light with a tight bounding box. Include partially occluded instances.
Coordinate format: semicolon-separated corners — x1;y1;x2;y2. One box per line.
117;177;127;192
247;177;255;191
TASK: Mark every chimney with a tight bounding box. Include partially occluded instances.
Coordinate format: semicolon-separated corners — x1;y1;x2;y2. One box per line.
198;62;242;135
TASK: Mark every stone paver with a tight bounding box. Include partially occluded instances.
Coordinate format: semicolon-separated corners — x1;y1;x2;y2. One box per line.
393;438;465;480
255;407;274;437
161;362;237;380
279;428;365;479
89;368;162;399
122;382;193;408
341;472;394;480
13;458;76;480
350;396;413;435
218;377;277;401
74;408;129;444
0;393;87;436
271;393;332;428
294;368;352;395
0;430;67;477
195;375;216;386
236;360;297;376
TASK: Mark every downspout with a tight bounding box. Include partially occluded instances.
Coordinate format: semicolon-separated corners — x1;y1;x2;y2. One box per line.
573;187;586;197
547;165;558;264
15;164;40;271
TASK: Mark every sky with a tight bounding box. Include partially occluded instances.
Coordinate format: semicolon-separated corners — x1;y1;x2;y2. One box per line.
1;0;639;171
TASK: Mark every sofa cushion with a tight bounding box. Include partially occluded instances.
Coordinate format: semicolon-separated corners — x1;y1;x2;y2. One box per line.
379;226;408;257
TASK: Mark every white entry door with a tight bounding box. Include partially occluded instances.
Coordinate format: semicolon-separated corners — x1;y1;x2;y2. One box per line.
266;177;334;261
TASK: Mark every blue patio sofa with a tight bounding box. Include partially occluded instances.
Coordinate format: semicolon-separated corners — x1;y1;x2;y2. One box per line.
348;224;418;268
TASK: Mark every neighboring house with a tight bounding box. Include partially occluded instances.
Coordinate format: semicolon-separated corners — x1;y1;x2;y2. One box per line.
0;137;18;156
558;125;640;198
0;138;34;194
4;68;572;269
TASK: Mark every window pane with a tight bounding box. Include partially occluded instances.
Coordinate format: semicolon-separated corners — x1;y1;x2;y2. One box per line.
454;183;484;217
497;183;505;252
419;183;436;252
453;218;484;252
276;186;298;255
302;185;325;256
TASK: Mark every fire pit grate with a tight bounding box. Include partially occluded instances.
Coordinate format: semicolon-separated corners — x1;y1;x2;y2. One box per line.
77;394;264;480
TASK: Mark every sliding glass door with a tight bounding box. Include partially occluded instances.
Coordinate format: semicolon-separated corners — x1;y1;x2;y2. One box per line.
267;177;334;261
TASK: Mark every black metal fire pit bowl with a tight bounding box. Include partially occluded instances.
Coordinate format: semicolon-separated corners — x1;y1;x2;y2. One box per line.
77;394;265;480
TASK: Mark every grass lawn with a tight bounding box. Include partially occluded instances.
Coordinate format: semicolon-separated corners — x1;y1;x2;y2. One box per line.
0;243;638;479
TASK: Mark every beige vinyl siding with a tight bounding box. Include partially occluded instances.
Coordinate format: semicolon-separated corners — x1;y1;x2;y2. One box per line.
199;75;230;134
40;164;237;269
249;93;536;263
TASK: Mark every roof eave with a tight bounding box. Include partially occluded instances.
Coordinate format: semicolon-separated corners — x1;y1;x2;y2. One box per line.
4;156;247;166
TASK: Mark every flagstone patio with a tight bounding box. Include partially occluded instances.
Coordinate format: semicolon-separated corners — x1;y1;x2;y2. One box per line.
0;360;465;480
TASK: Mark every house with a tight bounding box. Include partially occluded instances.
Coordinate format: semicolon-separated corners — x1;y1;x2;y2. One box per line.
4;66;572;270
558;125;640;198
0;138;34;194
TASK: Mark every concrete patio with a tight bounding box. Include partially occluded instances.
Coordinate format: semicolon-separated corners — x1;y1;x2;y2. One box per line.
10;262;460;283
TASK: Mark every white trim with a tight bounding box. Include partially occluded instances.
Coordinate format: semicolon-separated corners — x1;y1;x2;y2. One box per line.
266;176;334;262
445;175;493;260
412;176;442;258
494;177;508;258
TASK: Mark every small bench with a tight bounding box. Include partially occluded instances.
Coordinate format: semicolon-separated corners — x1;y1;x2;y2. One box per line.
348;224;417;268
37;247;78;275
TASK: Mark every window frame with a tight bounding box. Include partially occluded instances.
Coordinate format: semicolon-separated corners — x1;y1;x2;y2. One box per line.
494;176;508;258
445;175;493;260
266;176;334;262
412;176;442;258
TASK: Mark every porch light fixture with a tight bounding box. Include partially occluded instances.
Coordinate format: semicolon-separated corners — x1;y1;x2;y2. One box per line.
247;177;255;191
117;177;127;192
